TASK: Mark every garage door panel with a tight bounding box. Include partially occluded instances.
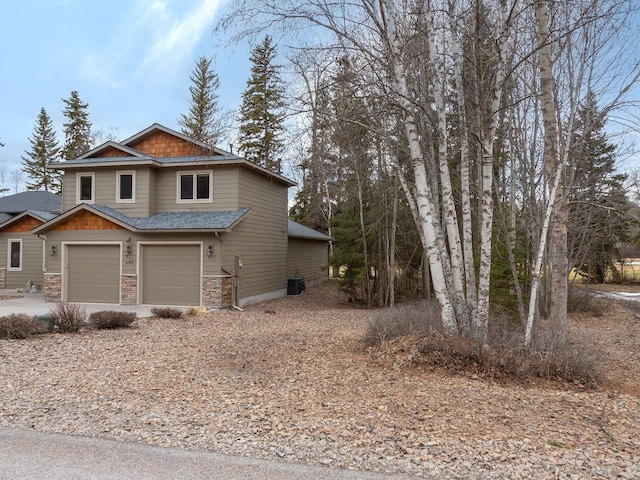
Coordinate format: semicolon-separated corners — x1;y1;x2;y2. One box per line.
142;245;200;305
67;245;120;303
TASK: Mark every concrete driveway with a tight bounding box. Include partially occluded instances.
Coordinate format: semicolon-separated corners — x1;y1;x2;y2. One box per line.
0;290;156;318
0;427;407;480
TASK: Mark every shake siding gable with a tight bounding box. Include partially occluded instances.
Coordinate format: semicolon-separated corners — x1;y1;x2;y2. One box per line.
127;131;208;157
51;210;125;231
3;216;42;233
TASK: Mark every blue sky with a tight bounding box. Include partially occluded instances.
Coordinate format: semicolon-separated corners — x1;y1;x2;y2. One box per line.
0;0;252;188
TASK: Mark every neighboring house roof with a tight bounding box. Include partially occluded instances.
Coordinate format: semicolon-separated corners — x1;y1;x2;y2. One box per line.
33;203;251;234
0;209;58;231
288;220;332;241
0;191;61;214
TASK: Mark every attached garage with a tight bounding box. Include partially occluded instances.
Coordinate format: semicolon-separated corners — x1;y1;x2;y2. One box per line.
66;244;120;303
141;244;201;306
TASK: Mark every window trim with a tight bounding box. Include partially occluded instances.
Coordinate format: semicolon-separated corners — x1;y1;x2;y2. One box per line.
116;170;136;203
176;170;213;204
76;172;95;204
7;239;22;272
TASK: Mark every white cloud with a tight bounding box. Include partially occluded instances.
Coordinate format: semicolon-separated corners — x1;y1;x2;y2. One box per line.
78;0;223;88
138;0;224;74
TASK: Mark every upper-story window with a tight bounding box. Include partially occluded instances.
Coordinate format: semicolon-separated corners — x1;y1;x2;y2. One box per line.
76;172;95;204
116;171;135;203
177;171;212;203
8;239;22;271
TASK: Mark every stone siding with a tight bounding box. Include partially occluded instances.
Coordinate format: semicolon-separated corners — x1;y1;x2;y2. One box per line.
44;273;62;302
121;275;137;305
0;268;5;289
202;275;232;308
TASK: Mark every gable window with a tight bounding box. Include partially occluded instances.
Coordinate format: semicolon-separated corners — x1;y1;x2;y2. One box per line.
177;171;212;203
8;239;22;271
76;172;95;204
117;171;135;203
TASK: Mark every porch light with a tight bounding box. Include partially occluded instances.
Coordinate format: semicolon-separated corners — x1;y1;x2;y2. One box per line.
207;245;213;257
49;245;57;256
125;245;132;256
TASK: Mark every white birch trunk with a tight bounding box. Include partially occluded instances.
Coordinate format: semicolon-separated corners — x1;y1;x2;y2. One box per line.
384;1;457;332
424;4;467;328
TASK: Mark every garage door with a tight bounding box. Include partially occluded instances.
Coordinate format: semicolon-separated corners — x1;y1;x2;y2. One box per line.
67;244;120;303
142;244;201;305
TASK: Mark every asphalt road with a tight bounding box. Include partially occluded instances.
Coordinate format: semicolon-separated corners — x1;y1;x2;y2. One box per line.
0;427;412;480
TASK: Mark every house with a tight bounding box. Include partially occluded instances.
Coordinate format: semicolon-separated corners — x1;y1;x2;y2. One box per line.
30;123;330;307
0;191;61;224
0;191;61;289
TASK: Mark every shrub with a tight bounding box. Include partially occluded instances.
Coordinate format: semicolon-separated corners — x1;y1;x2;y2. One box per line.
51;302;87;333
0;314;48;339
88;311;137;329
366;300;599;387
363;299;441;348
151;306;184;319
567;286;609;316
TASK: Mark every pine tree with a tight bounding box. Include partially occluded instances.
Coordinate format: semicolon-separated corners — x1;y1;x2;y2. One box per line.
62;91;92;160
178;56;223;146
21;108;61;193
568;91;631;283
237;35;285;170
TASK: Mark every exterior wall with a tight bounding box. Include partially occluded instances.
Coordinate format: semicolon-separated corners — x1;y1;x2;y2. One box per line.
153;166;239;212
61;167;152;217
227;169;289;306
0;216;46;289
287;238;329;285
121;274;137;305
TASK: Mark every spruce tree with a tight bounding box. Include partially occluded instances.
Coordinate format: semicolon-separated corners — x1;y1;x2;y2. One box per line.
62;90;92;160
568;91;631;283
21;108;61;193
178;56;223;146
237;35;285;170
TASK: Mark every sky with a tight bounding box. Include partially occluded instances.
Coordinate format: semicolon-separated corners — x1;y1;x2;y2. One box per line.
0;0;253;189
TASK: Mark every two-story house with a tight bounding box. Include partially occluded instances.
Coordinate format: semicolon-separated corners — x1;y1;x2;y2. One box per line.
28;123;330;308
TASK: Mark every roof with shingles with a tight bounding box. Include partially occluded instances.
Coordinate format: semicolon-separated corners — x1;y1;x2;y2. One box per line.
88;204;252;231
0;191;61;214
288;220;332;241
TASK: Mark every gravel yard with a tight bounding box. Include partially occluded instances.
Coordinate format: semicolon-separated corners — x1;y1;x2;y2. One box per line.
1;281;639;479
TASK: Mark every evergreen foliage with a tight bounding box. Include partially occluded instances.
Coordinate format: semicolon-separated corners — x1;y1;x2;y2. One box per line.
21;108;61;193
61;90;92;160
568;91;632;283
237;36;285;170
178;56;223;146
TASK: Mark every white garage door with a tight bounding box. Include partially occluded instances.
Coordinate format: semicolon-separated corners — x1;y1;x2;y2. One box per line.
141;244;201;305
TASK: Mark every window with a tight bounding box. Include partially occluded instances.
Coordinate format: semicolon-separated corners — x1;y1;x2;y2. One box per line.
117;171;135;203
177;171;212;203
8;239;22;271
76;172;95;204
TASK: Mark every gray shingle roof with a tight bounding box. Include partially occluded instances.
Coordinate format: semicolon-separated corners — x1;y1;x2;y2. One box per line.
89;204;251;231
288;220;332;241
0;191;61;214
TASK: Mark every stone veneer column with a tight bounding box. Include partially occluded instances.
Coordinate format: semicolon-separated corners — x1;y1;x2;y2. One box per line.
43;273;62;302
121;275;137;305
0;268;5;289
202;275;233;308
